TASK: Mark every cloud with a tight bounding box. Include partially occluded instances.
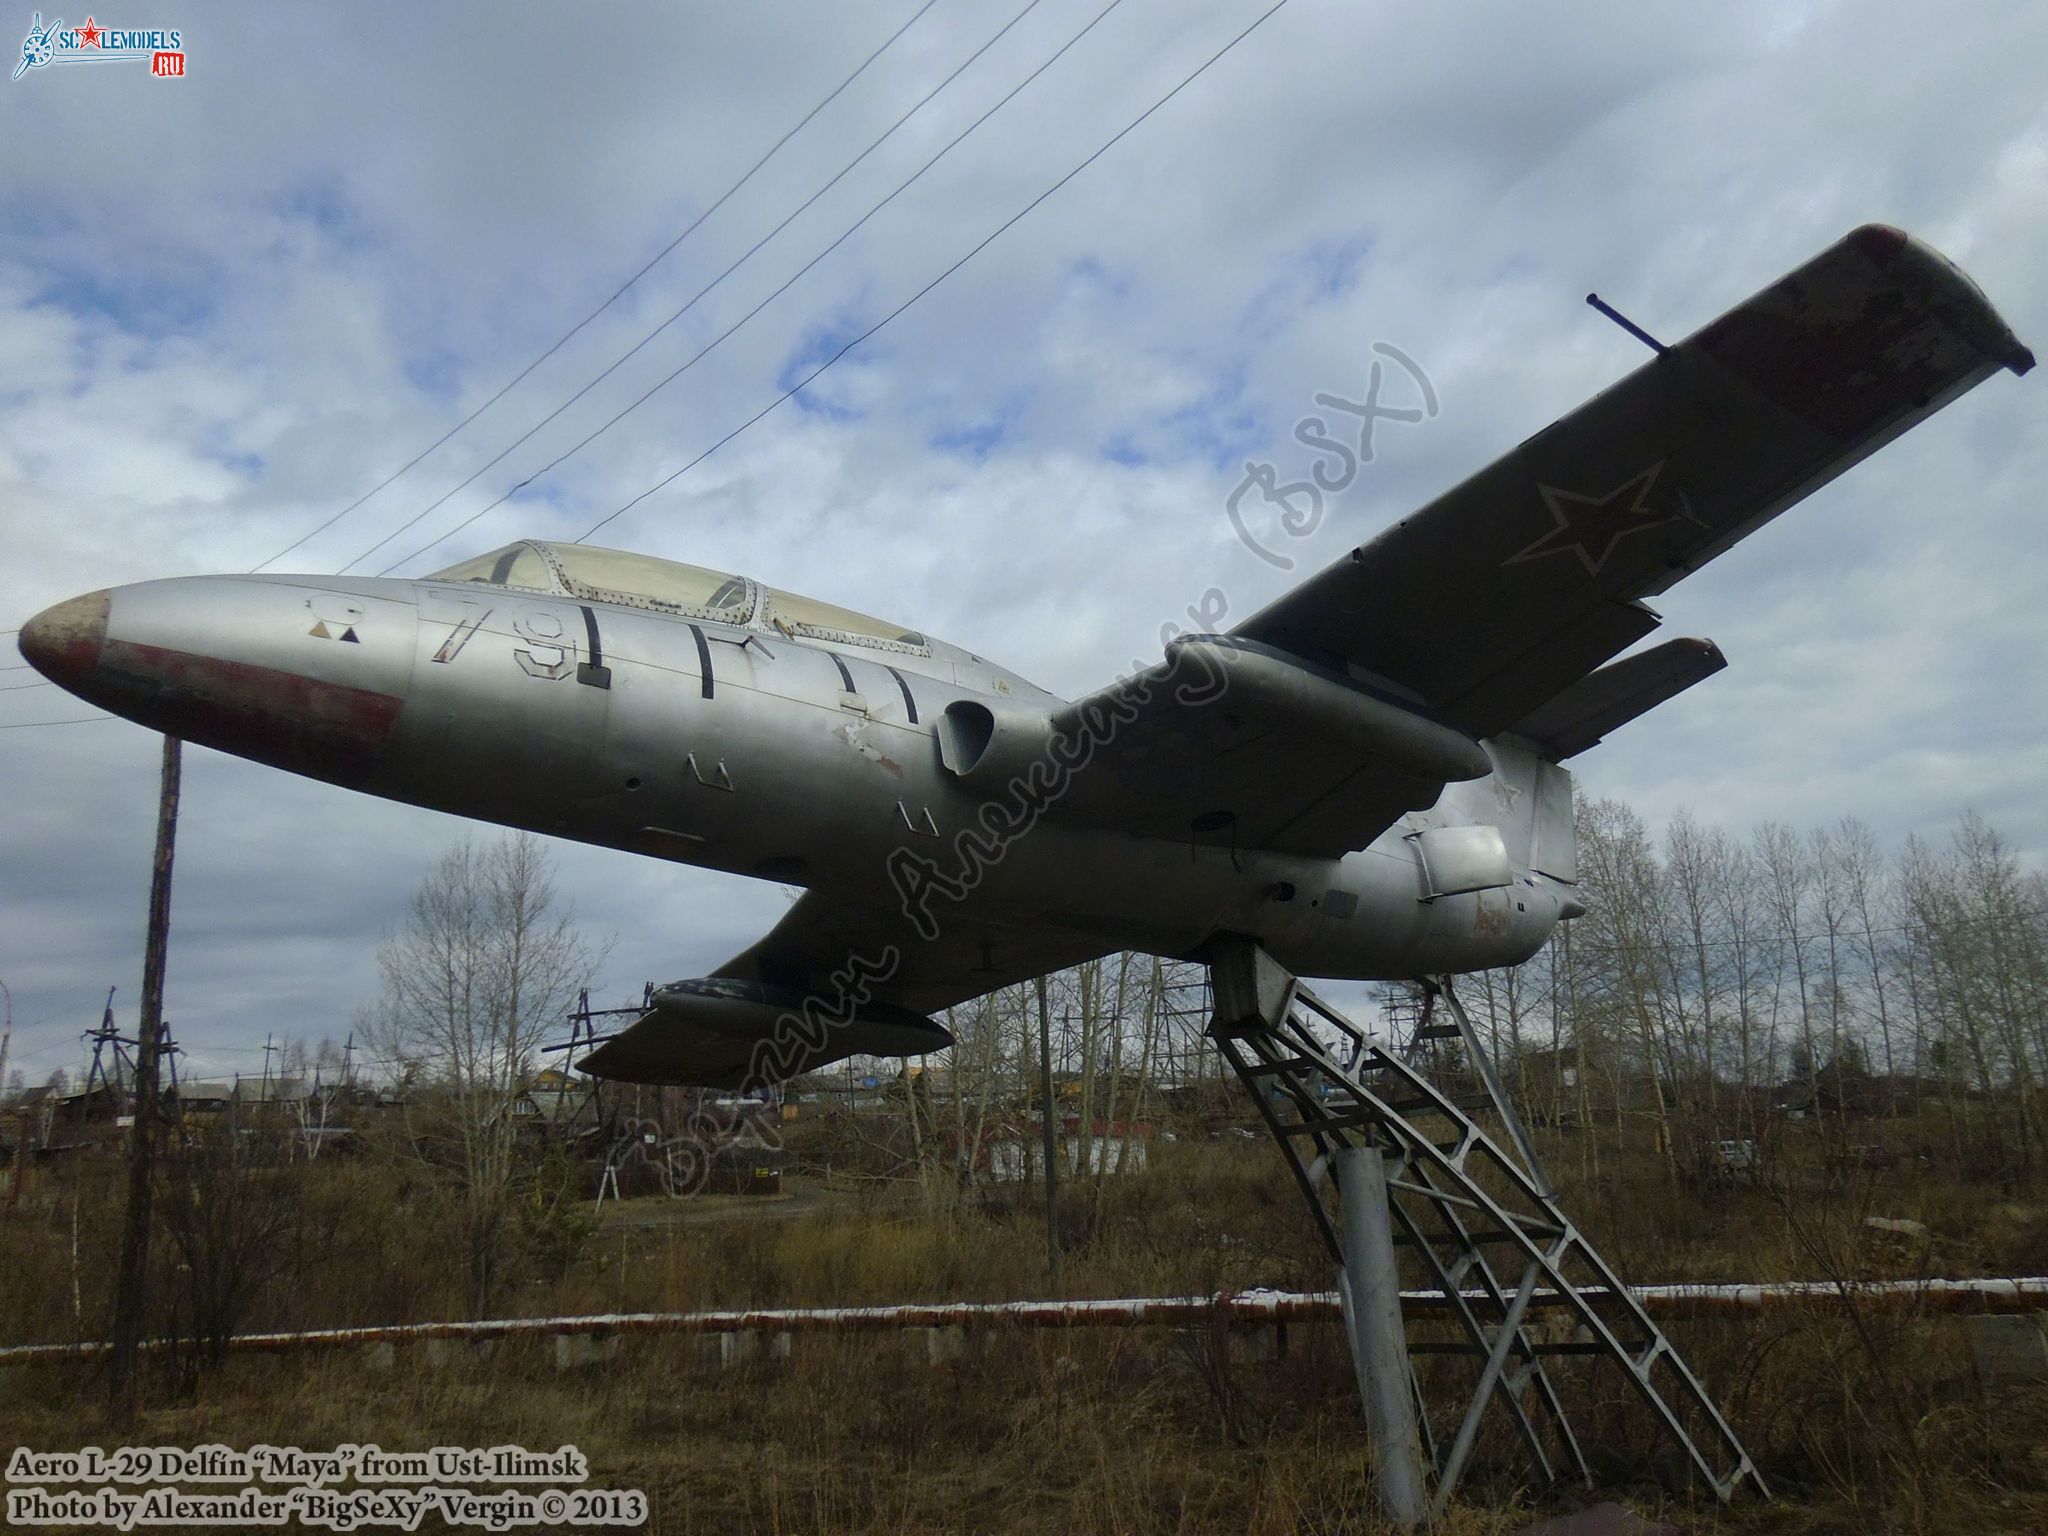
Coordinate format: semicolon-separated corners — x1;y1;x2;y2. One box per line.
1;0;2042;1081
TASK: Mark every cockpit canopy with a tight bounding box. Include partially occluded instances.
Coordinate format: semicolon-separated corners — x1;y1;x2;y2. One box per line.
427;541;928;653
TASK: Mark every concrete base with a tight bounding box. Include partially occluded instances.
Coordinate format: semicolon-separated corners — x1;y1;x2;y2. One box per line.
553;1333;620;1371
425;1338;497;1369
1242;1323;1283;1362
921;1325;965;1363
1966;1313;2048;1383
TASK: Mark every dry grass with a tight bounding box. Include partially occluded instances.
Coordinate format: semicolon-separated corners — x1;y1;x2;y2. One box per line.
1;1120;2044;1534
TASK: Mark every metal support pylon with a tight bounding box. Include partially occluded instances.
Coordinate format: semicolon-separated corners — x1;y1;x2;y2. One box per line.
1206;940;1766;1513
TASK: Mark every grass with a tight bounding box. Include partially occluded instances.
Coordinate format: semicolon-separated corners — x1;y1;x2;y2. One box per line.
1;1116;2043;1533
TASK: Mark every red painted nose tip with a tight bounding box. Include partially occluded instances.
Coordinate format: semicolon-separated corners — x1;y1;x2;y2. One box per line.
17;589;109;693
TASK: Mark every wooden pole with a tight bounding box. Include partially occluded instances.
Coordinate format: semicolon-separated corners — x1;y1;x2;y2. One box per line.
108;734;180;1418
0;978;16;1213
1034;974;1060;1289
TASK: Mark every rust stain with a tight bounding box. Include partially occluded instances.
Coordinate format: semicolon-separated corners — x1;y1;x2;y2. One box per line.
1696;256;1963;444
99;640;403;785
16;589;108;689
1471;889;1512;940
875;755;904;778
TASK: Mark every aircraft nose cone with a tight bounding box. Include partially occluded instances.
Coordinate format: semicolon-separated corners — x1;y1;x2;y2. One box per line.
17;588;110;694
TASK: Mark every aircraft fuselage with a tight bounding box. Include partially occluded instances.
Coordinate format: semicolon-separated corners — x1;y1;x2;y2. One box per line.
22;567;1575;983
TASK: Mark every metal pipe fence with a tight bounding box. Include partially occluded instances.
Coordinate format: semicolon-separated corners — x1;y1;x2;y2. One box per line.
2;1277;2041;1367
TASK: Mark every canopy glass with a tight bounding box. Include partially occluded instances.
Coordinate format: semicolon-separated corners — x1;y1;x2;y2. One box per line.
427;541;924;650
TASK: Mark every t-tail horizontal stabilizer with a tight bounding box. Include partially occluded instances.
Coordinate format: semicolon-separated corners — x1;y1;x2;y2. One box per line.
1509;636;1727;759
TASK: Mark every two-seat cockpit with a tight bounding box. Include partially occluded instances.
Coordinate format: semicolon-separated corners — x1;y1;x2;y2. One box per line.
427;540;1045;699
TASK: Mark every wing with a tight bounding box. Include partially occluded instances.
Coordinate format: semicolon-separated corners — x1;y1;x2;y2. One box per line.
1049;225;2029;856
1237;225;2031;735
576;888;1110;1086
711;889;1111;1014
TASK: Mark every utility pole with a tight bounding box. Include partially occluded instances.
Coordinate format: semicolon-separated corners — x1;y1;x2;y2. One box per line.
4;977;20;1215
1033;974;1060;1289
109;735;181;1419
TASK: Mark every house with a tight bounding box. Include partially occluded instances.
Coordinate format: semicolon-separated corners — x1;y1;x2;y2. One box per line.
707;1118;792;1196
1774;1060;1883;1120
955;1116;1155;1182
168;1079;236;1114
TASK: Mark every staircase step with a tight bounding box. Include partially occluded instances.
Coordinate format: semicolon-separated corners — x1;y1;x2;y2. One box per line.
1242;1056;1316;1078
1380;1092;1498;1116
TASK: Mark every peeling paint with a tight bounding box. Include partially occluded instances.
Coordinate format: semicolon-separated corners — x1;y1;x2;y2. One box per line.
836;719;900;775
2;1279;2038;1365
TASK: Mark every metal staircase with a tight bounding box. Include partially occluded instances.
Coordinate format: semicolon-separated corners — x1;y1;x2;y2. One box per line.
1206;941;1766;1517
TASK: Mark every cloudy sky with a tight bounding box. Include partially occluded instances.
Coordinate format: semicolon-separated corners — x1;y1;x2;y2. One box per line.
2;0;2041;1086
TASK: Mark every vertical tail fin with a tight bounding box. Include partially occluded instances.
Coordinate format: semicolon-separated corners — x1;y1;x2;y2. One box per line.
1462;737;1578;885
1483;638;1726;890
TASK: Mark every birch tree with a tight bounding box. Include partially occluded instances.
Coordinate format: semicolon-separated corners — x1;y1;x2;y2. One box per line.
372;833;605;1315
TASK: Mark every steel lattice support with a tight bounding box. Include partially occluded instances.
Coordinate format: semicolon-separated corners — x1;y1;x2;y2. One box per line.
1206;942;1766;1512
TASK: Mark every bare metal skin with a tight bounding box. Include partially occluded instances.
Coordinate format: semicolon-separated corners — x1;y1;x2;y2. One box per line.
21;226;2032;1085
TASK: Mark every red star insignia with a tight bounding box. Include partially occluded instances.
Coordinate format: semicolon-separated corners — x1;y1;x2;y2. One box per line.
76;17;102;45
1504;461;1681;578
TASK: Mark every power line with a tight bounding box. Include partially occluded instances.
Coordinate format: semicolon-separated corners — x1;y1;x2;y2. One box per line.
8;0;1297;709
389;0;1285;573
245;0;947;576
572;0;1296;548
340;0;1054;577
0;3;952;697
4;0;1294;729
0;715;110;730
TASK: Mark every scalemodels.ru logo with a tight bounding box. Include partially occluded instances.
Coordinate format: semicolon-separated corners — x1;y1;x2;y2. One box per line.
13;11;185;80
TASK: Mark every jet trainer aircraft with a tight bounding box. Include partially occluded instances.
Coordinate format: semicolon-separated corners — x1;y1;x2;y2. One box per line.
19;226;2032;1087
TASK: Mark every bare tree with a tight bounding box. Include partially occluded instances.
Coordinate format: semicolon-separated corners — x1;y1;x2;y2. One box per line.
1664;810;1727;1118
1832;818;1901;1109
1574;797;1682;1187
942;992;1006;1196
1701;831;1769;1136
371;833;606;1315
159;1109;295;1387
1755;822;1817;1117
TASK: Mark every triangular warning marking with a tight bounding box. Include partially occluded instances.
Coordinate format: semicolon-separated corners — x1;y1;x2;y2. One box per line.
309;621;331;639
340;627;360;643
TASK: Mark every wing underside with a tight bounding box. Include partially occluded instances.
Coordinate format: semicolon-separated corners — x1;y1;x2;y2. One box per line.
1053;225;2030;857
577;227;2029;1086
577;890;1111;1087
